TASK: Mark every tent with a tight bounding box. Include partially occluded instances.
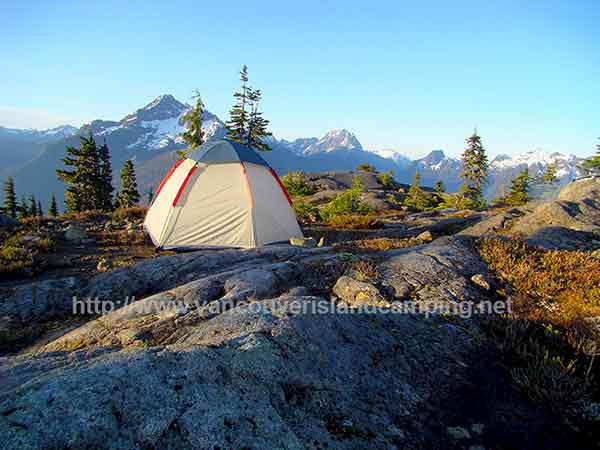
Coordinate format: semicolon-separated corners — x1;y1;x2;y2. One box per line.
143;139;303;249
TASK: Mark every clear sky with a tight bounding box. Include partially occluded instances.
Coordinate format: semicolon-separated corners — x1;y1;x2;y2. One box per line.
2;0;598;158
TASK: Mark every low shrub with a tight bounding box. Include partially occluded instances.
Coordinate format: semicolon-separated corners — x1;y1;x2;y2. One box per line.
62;209;110;222
281;172;315;196
320;176;371;221
0;233;56;278
479;237;600;415
112;206;147;222
327;214;381;230
356;163;376;173
376;171;395;188
293;200;319;223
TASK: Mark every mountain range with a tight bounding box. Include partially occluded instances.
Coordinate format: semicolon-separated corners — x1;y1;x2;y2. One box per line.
0;94;584;208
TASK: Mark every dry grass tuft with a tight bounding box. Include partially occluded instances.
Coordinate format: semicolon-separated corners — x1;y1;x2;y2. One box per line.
327;214;382;230
111;207;147;222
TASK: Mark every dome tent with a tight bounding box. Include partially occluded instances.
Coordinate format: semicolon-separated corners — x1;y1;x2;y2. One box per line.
143;139;303;249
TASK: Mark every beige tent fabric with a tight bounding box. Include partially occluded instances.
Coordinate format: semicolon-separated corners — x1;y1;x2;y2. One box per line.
159;163;255;249
144;158;196;246
245;163;303;246
143;156;303;249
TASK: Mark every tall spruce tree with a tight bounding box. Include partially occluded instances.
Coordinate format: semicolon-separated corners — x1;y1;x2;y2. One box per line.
542;163;558;184
146;187;154;206
404;170;429;211
434;180;445;194
247;87;272;151
581;138;600;175
18;196;28;219
97;140;114;211
225;65;249;144
57;133;102;212
460;131;488;207
178;91;205;158
37;200;43;217
116;160;140;208
28;195;38;216
503;168;530;206
49;194;58;217
3;177;17;218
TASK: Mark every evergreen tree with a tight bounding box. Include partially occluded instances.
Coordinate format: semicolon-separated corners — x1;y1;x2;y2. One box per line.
246;87;272;151
225;65;249;144
18;196;28;219
97;140;114;211
178;91;205;158
503;168;530;206
57;133;102;212
28;195;38;216
49;194;59;217
459;131;488;207
581;138;600;175
116;160;140;208
404;170;429;211
2;177;17;218
434;180;445;193
37;200;43;217
542;163;558;184
146;187;154;205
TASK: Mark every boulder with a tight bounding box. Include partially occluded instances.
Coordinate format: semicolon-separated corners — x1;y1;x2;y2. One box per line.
290;236;317;248
416;230;433;242
0;213;18;228
63;224;88;242
333;276;389;307
470;273;491;291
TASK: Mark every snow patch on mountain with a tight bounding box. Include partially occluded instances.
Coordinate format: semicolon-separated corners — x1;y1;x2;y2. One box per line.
303;129;362;155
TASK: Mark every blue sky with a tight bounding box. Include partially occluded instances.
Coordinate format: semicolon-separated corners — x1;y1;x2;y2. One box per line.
2;0;598;158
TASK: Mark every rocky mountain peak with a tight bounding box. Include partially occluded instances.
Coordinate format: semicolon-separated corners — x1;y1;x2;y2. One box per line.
122;94;188;124
303;129;362;155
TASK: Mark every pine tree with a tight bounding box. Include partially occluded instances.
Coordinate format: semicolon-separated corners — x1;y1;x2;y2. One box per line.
57;133;102;212
37;200;43;217
18;196;28;219
459;131;488;207
404;170;429;211
116;160;140;208
581;138;600;175
178;91;205;158
97;140;114;211
225;65;249;144
49;194;59;217
246;87;272;151
3;177;17;218
28;195;38;216
146;187;154;205
434;180;445;193
542;163;558;184
503;168;530;206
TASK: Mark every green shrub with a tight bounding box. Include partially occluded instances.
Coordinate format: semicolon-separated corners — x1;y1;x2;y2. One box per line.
320;176;371;221
356;163;376;173
281;172;315;196
376;171;394;188
293;200;319;223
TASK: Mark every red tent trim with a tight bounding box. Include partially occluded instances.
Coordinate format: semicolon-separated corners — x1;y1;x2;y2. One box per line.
172;165;197;206
268;168;293;206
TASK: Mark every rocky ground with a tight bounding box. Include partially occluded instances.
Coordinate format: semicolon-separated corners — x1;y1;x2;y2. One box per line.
1;177;600;449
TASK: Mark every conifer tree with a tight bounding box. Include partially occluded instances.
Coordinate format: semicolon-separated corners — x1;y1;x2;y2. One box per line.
178;91;205;158
18;196;28;219
459;131;488;207
404;170;429;211
57;133;101;212
434;180;445;193
581;138;600;175
247;87;272;151
503;168;530;206
542;163;558;184
37;200;43;217
116;160;140;208
97;141;114;211
28;195;38;216
2;177;17;218
146;187;154;205
49;194;59;217
225;65;249;144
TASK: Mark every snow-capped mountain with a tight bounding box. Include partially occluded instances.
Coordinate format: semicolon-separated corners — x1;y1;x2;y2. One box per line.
302;129;362;155
0;93;587;208
86;94;225;151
